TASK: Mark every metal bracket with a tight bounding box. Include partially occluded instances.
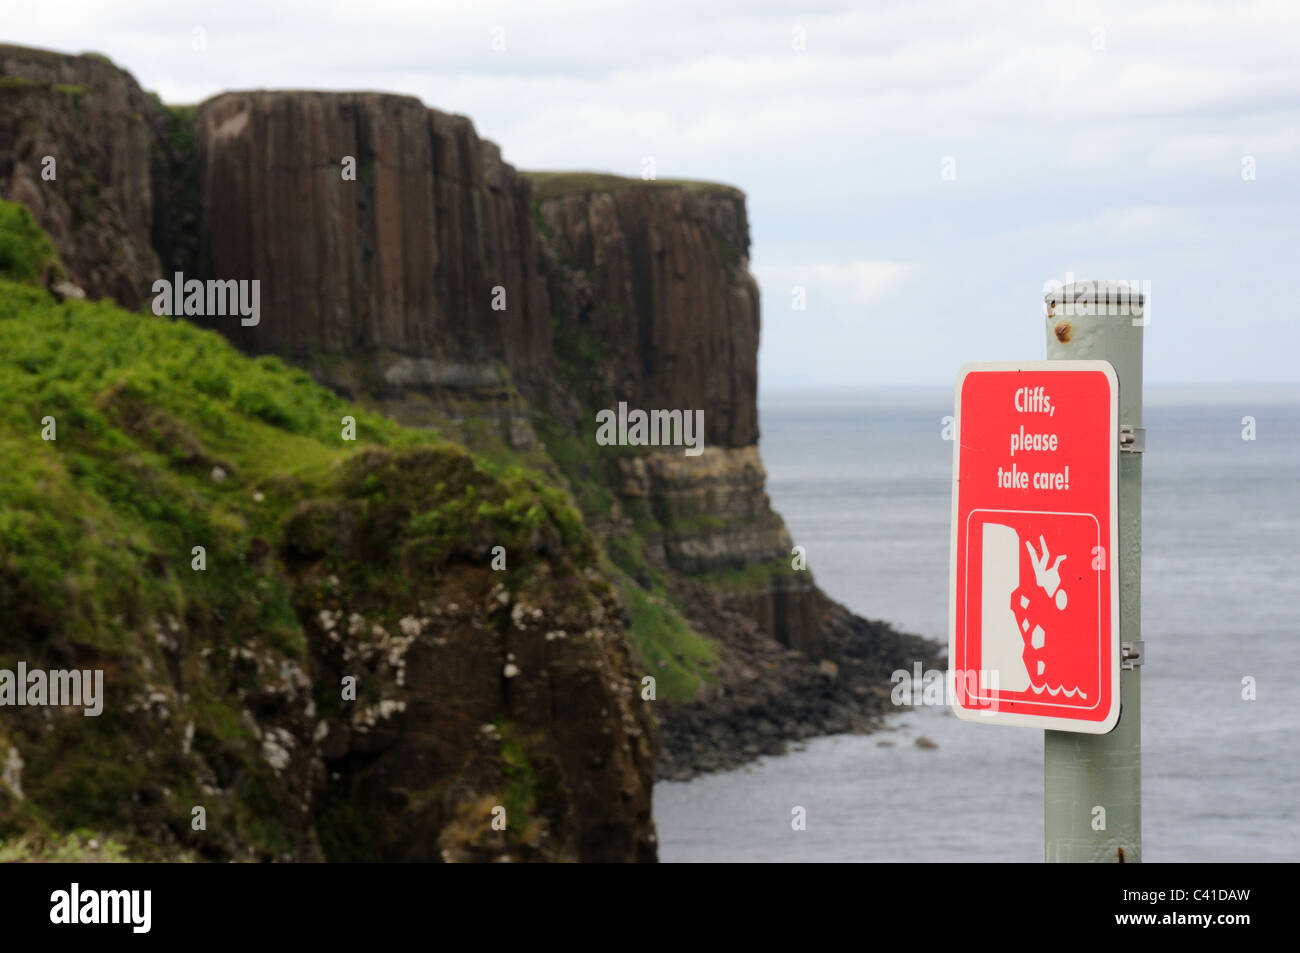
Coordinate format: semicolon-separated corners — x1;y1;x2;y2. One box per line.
1121;640;1145;670
1120;424;1146;453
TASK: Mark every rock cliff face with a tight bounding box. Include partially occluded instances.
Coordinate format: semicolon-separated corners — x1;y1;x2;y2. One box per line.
179;90;826;658
536;177;759;448
284;448;655;862
1;45;934;830
532;176;831;659
0;45;165;305
189;91;551;397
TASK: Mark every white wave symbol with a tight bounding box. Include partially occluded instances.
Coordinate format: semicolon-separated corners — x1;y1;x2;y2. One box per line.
1028;681;1088;699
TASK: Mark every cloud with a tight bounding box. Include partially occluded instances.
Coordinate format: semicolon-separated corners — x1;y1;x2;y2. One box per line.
758;260;915;310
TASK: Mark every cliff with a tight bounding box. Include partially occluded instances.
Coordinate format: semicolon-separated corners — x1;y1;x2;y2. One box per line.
164;84;843;672
0;44;936;856
533;173;759;448
190;91;551;397
531;176;826;655
0;45;165;305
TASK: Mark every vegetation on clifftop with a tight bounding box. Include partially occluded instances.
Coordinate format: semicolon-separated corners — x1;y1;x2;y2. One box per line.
0;200;609;860
523;169;744;203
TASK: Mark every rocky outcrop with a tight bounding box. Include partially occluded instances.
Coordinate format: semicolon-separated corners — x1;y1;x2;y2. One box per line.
189;91;551;396
0;45;165;305
284;448;656;861
616;447;790;573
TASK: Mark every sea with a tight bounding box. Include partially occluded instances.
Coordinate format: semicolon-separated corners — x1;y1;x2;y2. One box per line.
654;385;1300;862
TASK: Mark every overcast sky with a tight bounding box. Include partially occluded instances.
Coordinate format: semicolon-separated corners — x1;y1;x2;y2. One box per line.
5;1;1298;388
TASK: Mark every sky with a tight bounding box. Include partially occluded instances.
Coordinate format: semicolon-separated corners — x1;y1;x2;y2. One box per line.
4;0;1298;389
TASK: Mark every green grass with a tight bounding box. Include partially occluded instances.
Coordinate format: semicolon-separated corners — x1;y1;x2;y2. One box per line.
0;76;44;94
694;554;800;593
0;199;601;859
621;577;717;702
0;282;419;657
0;202;62;285
523;170;744;204
0;76;87;99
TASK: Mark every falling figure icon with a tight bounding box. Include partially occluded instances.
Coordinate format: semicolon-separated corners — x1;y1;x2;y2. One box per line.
1009;533;1085;698
980;521;1089;701
1025;535;1068;611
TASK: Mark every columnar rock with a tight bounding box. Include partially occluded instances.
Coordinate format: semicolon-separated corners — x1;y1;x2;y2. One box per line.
534;176;825;655
191;91;551;394
0;44;164;304
536;176;760;448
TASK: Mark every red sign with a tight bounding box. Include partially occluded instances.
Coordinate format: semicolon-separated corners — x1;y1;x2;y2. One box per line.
949;361;1120;733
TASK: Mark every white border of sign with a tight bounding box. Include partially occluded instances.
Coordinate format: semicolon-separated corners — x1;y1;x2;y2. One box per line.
949;360;1121;733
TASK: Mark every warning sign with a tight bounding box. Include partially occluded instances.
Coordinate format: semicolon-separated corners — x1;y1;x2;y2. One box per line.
949;361;1120;733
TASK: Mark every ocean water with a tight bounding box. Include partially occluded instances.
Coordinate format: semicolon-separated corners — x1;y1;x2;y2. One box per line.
654;385;1300;862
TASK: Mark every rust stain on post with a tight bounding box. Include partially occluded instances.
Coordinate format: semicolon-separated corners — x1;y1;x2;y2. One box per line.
1054;322;1072;343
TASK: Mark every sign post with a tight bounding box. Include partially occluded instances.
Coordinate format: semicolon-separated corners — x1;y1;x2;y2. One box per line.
1041;281;1144;863
948;280;1143;862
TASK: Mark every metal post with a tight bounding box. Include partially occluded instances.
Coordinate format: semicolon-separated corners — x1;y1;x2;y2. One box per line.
1042;280;1144;862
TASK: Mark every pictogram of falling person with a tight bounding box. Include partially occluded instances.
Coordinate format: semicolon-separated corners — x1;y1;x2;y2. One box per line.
1009;535;1084;697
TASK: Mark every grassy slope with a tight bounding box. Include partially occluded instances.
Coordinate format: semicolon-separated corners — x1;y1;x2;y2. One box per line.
0;201;595;858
